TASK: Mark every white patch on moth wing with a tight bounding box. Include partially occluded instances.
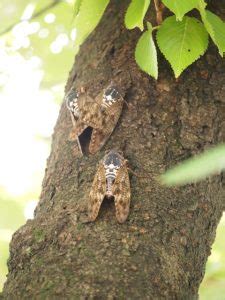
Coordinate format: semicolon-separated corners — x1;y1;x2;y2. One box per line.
101;100;117;109
108;163;115;169
72;102;79;113
65;89;79;114
102;87;119;106
107;87;119;97
66;98;79;117
105;94;113;101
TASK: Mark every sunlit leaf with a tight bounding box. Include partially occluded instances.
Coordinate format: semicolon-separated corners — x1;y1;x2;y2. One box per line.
135;22;158;79
74;0;109;52
74;0;82;16
125;0;151;31
160;145;225;186
200;9;225;56
156;16;208;77
162;0;201;21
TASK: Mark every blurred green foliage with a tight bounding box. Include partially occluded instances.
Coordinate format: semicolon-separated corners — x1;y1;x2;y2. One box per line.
0;1;224;298
0;191;26;290
0;0;75;291
73;0;110;54
161;144;225;186
200;215;225;299
0;0;75;87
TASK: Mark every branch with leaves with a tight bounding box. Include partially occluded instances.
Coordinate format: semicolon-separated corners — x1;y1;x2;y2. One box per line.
125;0;225;78
70;0;225;187
72;0;225;79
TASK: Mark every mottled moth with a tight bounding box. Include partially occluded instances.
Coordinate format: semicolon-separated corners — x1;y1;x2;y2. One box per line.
88;150;131;223
65;85;124;155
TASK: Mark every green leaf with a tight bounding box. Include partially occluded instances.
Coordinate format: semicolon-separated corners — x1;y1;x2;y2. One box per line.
125;0;151;31
160;145;225;186
156;16;208;78
162;0;201;21
74;0;83;17
135;23;158;79
200;9;225;56
197;0;207;11
74;0;109;52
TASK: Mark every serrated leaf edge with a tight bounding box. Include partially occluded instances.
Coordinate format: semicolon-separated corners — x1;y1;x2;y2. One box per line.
156;16;209;77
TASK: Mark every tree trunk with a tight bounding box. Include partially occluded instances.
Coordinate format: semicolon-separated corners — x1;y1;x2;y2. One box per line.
2;1;225;299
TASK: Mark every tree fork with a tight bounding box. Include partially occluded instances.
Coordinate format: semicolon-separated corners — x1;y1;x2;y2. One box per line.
2;0;225;298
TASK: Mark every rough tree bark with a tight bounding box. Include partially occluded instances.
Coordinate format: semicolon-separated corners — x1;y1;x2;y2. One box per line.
2;0;225;299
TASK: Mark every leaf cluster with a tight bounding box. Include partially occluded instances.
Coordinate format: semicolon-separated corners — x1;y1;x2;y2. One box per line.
73;0;225;78
126;0;225;78
72;0;225;185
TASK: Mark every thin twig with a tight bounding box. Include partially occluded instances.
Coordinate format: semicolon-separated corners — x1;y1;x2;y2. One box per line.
153;0;164;25
152;25;160;32
0;0;63;37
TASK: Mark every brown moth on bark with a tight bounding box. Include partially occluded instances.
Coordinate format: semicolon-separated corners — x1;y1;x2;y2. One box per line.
88;150;131;223
65;86;124;155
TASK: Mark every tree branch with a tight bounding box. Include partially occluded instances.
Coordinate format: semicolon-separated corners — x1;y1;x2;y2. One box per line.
0;0;63;37
153;0;164;25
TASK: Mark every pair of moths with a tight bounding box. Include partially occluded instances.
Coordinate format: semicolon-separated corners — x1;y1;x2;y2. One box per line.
65;87;130;223
65;86;123;154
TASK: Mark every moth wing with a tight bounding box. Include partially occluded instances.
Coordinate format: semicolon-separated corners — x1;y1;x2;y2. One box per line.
88;163;106;222
68;96;99;141
89;92;123;154
89;128;106;154
113;164;131;223
100;91;124;131
76;93;91;111
68;121;87;141
65;88;80;120
101;97;123;134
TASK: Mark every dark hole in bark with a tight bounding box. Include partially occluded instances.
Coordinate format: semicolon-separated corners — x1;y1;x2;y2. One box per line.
78;126;93;154
110;46;115;56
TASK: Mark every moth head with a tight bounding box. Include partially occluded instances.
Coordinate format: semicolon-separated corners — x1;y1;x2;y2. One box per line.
65;88;79;115
103;149;123;170
101;86;121;110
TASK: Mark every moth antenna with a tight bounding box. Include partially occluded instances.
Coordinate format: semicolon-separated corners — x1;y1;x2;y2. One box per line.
69;111;76;127
123;99;129;108
123;99;135;111
127;167;152;179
